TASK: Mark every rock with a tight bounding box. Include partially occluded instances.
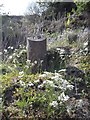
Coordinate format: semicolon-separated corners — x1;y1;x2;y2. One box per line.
3;84;20;106
68;33;77;44
65;66;87;96
66;66;85;79
66;98;90;119
46;47;71;71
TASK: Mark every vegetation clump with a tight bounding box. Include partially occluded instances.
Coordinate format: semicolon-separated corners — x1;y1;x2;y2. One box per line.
0;1;90;119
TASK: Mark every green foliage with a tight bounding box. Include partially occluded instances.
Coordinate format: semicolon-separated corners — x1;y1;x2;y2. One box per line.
39;1;77;20
75;1;90;14
1;56;74;119
5;45;27;65
1;37;88;118
1;11;90;118
79;55;90;87
1;42;90;119
65;13;71;29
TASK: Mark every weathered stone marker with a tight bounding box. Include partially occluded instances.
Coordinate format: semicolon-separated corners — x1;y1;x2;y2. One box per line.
27;36;47;73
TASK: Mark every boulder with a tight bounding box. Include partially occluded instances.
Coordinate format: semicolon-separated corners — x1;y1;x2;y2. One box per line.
3;84;20;106
68;33;77;44
46;47;71;71
66;66;85;79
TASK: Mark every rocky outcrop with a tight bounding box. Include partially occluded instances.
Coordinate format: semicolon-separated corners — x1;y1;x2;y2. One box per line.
68;33;78;44
65;66;87;98
3;84;20;106
46;46;71;71
66;66;85;79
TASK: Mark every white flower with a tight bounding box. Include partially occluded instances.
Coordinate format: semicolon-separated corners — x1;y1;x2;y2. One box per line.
14;64;17;68
67;84;74;90
77;99;83;107
40;60;43;63
11;46;13;49
19;80;25;86
51;73;62;81
8;46;13;49
58;69;66;73
8;55;13;59
17;55;20;58
34;61;37;65
51;76;59;81
25;65;29;69
31;63;34;66
26;60;31;64
19;71;24;75
61;80;73;91
50;101;58;107
27;82;34;87
84;42;88;47
19;50;26;55
64;95;69;101
13;53;16;56
8;46;11;49
84;48;88;51
61;80;68;90
60;49;65;54
55;72;61;76
39;74;47;78
60;78;67;83
15;49;18;52
0;98;2;103
43;71;51;75
46;80;57;88
18;71;24;78
56;48;61;51
58;92;69;102
38;84;44;89
19;45;22;48
34;79;40;83
0;52;2;55
46;80;54;85
4;49;7;53
43;81;46;84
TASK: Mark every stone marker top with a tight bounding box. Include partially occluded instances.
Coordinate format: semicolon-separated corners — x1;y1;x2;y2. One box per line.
27;34;46;42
